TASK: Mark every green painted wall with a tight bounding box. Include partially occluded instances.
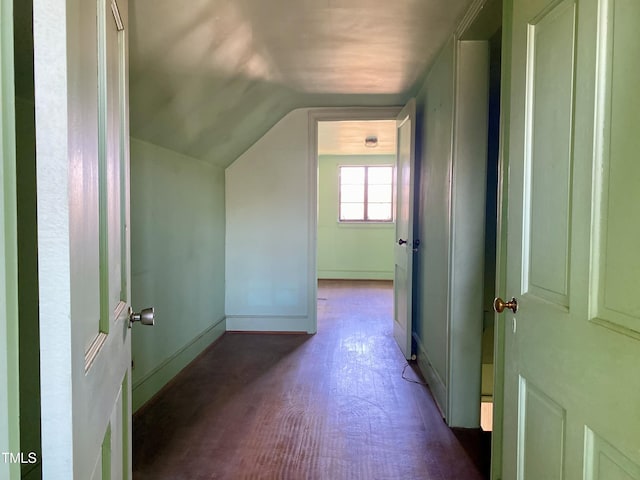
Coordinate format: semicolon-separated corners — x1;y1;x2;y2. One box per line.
317;154;395;280
130;138;226;411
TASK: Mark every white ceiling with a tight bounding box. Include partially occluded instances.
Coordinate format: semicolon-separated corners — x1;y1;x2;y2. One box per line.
128;0;475;167
318;120;397;156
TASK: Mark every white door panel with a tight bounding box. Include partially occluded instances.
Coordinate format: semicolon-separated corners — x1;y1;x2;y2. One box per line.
393;99;416;359
35;0;133;478
501;0;640;478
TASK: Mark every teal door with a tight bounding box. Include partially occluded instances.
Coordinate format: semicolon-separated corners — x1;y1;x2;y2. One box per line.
34;0;134;478
500;0;640;478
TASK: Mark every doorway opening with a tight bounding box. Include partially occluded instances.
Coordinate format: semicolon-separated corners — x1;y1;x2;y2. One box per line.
454;0;502;475
14;1;43;477
316;119;397;289
308;108;401;336
479;27;502;434
315;119;397;334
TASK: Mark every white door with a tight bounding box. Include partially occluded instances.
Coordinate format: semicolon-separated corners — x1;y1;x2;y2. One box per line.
500;0;640;478
393;99;416;359
0;0;21;477
34;0;144;478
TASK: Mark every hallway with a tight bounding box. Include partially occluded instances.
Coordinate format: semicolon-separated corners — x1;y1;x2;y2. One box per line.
132;280;486;479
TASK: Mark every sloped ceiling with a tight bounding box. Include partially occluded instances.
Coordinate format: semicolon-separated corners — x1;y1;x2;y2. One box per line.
129;0;474;168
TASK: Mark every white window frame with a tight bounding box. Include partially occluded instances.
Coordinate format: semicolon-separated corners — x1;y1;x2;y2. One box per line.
338;165;394;223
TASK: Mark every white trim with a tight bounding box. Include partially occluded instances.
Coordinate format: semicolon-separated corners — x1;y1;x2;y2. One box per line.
0;0;21;475
445;38;457;426
491;6;510;480
415;333;447;418
110;0;124;31
226;315;310;333
318;270;394;281
455;0;489;37
307;112;318;334
33;0;74;476
308;107;402;334
132;317;226;411
448;39;490;428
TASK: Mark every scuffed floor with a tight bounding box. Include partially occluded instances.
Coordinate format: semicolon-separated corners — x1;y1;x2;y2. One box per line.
133;280;486;479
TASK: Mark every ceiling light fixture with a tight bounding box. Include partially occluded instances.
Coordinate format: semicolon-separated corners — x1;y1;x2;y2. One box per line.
364;136;378;148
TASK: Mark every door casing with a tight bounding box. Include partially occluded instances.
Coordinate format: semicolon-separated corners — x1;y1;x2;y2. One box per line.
0;0;21;477
307;107;402;334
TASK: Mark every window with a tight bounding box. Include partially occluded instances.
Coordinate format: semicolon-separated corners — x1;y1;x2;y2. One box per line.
339;165;394;222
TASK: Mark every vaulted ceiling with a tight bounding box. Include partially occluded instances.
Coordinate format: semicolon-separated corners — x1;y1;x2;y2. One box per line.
127;0;475;167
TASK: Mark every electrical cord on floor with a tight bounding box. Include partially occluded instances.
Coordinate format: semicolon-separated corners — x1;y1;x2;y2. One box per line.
402;362;428;386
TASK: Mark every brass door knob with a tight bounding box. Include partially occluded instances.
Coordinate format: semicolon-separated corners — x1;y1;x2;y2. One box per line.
493;297;518;314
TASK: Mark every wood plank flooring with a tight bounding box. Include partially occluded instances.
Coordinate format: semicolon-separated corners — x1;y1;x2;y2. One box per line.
133;280;487;479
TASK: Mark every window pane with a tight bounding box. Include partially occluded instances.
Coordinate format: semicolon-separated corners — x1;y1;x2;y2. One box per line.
368;166;393;185
340;203;364;220
368;184;392;203
368;203;392;221
341;184;364;203
340;166;365;185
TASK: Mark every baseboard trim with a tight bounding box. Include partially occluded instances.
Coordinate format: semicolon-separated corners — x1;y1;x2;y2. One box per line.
317;270;393;281
414;333;448;421
132;317;226;411
225;315;310;333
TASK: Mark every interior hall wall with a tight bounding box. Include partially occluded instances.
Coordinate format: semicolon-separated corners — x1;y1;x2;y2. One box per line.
413;38;456;419
130;138;226;411
225;109;313;332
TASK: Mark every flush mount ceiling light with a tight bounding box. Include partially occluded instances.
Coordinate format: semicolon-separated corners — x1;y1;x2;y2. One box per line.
364;135;378;148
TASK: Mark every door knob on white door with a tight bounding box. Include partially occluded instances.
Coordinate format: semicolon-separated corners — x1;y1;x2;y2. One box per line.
493;297;518;314
129;307;155;327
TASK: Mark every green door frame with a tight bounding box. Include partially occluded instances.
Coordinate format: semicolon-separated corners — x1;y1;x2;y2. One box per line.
1;0;22;477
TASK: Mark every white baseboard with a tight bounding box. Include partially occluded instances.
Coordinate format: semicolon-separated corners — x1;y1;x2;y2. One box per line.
317;270;394;281
414;333;448;421
132;317;226;411
225;315;310;333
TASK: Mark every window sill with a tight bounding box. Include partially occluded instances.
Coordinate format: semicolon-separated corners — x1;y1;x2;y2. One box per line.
336;221;395;228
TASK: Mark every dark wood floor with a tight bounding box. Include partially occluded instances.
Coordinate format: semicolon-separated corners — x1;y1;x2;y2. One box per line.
133;280;487;479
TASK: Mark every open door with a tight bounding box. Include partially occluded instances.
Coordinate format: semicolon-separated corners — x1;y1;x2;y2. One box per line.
500;0;640;478
393;99;416;359
34;0;151;478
